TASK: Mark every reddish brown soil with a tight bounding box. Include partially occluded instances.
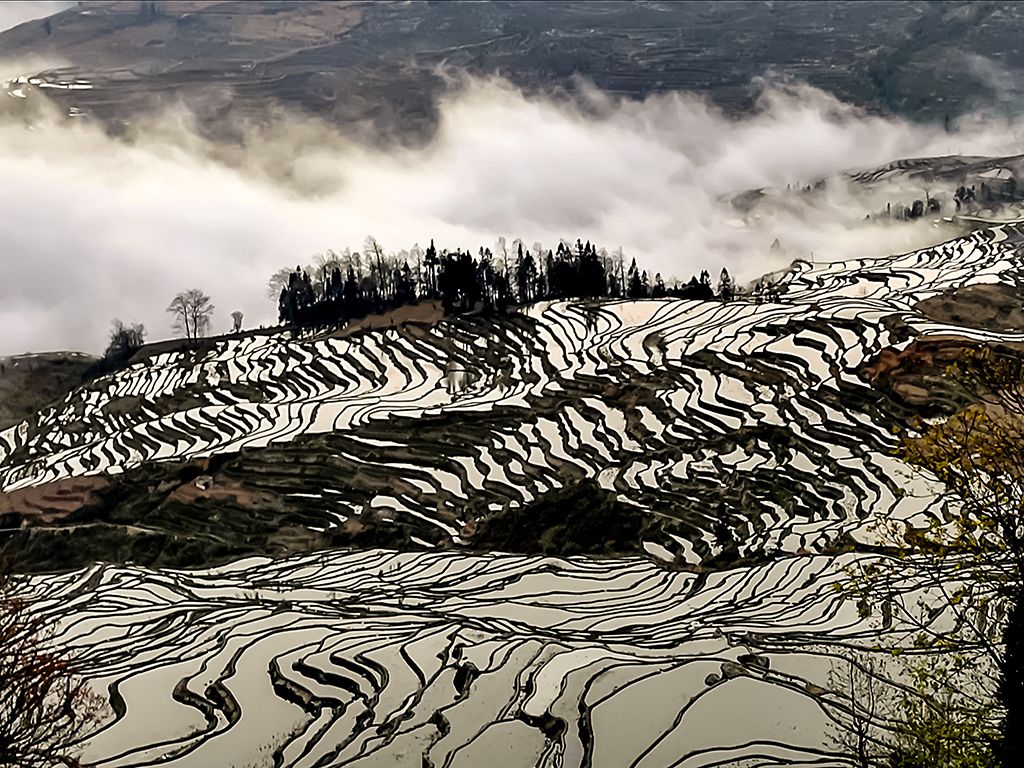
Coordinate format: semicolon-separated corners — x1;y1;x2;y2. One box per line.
331;302;445;340
167;476;282;510
860;334;1024;410
0;476;109;525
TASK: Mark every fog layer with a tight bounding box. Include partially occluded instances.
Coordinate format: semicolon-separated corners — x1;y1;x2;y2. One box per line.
1;76;1022;355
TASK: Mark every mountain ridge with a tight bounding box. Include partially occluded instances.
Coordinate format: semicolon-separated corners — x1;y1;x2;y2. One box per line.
6;1;1024;140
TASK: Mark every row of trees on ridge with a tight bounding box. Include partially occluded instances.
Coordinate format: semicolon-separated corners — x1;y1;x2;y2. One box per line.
273;237;746;330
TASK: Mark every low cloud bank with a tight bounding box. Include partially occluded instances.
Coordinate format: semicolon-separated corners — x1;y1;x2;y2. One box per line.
1;75;1022;355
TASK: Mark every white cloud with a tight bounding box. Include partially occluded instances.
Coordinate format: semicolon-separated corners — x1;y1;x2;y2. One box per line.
1;75;1022;355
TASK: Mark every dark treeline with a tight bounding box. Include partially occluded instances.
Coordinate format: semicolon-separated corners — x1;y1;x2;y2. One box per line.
875;176;1022;220
274;237;748;331
82;320;147;382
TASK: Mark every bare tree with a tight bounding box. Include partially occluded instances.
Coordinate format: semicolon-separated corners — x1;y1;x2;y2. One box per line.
266;267;293;301
166;289;215;342
409;242;424;296
829;648;999;768
839;346;1024;765
828;652;889;767
104;319;145;360
495;236;509;277
364;235;387;298
898;347;1024;764
0;564;104;767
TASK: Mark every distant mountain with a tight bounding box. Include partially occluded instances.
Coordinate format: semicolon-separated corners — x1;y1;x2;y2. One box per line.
4;1;1024;140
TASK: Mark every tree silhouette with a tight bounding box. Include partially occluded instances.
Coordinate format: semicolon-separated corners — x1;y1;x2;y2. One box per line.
626;258;645;298
718;268;735;302
843;347;1024;766
0;562;104;767
272;237;741;332
104;319;145;360
83;319;147;381
167;289;215;342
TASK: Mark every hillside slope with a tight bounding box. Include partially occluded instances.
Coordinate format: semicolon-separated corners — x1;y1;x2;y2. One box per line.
3;225;1022;571
8;222;1024;767
4;1;1024;138
0;351;96;429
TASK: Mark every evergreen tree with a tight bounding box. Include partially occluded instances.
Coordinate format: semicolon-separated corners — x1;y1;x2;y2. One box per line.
718;268;735;302
271;237;735;331
626;258;644;299
652;272;666;298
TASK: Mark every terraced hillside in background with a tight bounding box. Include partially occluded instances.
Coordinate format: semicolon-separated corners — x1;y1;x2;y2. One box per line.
4;1;1023;138
0;351;97;430
5;223;1024;766
3;223;1020;570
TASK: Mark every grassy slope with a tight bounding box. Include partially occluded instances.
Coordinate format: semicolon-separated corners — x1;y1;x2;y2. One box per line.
0;353;97;430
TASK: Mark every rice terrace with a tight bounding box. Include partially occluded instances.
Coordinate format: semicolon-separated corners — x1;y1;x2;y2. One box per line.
4;2;1024;768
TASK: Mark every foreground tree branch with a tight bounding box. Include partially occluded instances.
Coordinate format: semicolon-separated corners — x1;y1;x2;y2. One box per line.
842;344;1024;766
0;563;104;768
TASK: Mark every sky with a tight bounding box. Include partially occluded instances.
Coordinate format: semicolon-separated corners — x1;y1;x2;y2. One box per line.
1;74;1023;355
0;2;72;34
